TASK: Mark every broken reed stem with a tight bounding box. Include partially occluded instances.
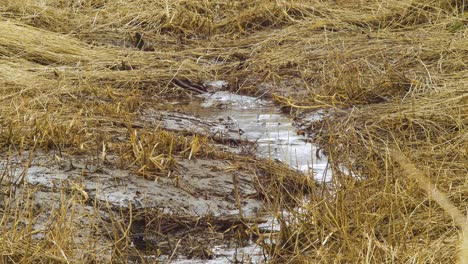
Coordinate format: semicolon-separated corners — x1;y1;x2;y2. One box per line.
15;148;36;186
462;228;468;264
390;149;467;264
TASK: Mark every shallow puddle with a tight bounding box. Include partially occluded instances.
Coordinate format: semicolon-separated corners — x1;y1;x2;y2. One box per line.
168;91;329;180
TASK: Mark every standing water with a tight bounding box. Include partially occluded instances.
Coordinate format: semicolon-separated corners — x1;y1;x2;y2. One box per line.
185;91;330;181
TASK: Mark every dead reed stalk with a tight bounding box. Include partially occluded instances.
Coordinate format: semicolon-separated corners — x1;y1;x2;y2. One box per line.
390;149;467;264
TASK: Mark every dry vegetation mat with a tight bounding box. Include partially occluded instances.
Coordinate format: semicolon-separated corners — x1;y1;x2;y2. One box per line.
0;0;467;263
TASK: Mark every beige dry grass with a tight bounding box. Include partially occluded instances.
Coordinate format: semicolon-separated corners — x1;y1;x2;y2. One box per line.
0;0;467;263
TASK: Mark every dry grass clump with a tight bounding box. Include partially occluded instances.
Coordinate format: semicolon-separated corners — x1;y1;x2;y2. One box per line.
0;0;86;34
375;0;466;28
1;0;318;45
123;128;214;178
236;21;466;107
0;21;100;65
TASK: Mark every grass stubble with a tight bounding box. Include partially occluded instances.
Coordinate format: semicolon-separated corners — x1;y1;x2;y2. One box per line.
0;0;467;263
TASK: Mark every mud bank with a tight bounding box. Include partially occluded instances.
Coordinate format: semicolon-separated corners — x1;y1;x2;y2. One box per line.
4;154;262;215
0;151;273;262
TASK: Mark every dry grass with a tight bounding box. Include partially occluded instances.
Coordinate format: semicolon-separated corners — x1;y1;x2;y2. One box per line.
0;0;467;263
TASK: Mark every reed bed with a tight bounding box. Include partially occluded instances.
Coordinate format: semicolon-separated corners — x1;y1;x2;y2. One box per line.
0;0;466;262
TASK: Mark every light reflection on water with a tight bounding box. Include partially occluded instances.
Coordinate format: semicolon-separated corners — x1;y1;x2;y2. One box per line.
193;91;330;181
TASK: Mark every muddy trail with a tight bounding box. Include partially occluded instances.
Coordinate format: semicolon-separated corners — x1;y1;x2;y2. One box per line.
1;87;328;263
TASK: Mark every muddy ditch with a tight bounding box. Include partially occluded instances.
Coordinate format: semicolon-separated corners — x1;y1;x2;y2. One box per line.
0;87;329;263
